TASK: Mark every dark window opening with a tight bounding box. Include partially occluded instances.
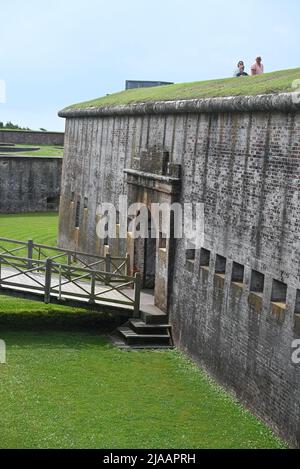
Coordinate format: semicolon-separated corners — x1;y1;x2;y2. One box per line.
232;262;245;283
250;270;265;293
186;243;196;262
75;201;81;228
271;279;287;303
144;215;156;289
84;197;88;209
200;248;211;267
215;255;227;274
47;196;59;210
71;192;75;203
295;290;300;314
159;232;167;250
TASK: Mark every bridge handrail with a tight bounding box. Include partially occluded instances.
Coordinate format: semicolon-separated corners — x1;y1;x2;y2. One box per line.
0;239;140;317
0;237;28;246
0;237;124;261
0;253;46;263
0;255;141;317
0;254;132;281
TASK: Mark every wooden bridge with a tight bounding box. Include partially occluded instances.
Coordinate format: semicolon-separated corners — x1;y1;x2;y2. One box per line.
0;237;173;348
0;237;142;317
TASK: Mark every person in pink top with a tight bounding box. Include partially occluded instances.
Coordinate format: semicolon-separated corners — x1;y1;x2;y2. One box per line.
251;56;264;75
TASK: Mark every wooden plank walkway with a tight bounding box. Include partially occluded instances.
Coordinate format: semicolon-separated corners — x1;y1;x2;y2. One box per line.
0;265;155;313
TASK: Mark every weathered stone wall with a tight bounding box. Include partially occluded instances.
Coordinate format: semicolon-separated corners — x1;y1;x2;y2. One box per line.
0;130;64;146
0;156;62;213
58;94;300;446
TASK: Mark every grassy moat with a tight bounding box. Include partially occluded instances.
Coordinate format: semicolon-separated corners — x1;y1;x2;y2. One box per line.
0;213;286;449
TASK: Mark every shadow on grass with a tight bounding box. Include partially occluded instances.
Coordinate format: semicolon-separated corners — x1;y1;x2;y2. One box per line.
0;309;127;333
1;328;112;350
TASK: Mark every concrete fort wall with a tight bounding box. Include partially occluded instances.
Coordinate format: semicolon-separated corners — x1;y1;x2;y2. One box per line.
0;156;62;213
58;93;300;446
0;130;64;146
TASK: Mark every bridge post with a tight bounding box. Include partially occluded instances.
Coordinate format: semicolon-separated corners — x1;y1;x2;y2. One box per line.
27;239;33;269
133;272;141;318
105;253;111;285
44;258;53;304
126;253;131;276
90;272;96;304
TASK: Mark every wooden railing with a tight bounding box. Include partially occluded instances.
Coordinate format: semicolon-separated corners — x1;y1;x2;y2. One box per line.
0;237;130;276
0;238;141;317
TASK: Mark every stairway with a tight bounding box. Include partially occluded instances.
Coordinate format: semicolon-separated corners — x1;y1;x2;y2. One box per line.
114;305;173;350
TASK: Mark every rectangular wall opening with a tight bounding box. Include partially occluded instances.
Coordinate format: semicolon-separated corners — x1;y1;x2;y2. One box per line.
231;262;245;283
159;232;167;250
295;290;300;314
75;201;81;228
271;279;287;304
200;248;211;267
84;197;88;209
250;270;265;293
186;243;196;272
46;196;59;210
295;290;300;335
215;255;226;274
186;248;196;262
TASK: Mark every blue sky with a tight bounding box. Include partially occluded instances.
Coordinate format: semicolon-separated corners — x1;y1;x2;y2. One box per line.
0;0;299;131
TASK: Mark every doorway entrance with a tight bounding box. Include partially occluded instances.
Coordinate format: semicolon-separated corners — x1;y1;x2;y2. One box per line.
143;219;156;289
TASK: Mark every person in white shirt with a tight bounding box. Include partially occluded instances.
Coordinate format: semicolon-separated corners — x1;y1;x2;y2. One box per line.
251;57;264;76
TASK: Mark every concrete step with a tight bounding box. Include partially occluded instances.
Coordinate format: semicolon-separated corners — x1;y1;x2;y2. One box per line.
129;319;171;335
109;333;173;350
140;304;168;325
118;326;172;347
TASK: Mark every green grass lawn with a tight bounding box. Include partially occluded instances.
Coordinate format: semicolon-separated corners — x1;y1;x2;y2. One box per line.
5;144;64;157
64;67;300;111
0;212;58;245
0;212;287;448
0;332;285;449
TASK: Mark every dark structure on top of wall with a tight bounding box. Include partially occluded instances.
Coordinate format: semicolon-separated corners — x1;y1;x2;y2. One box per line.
0;130;64;146
125;80;174;90
0;156;62;213
58;92;300;447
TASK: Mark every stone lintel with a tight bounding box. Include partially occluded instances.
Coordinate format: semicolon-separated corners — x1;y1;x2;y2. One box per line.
124;169;181;195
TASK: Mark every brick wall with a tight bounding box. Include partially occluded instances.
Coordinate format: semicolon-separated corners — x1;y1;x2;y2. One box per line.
0;130;64;146
0;156;62;213
58;95;300;446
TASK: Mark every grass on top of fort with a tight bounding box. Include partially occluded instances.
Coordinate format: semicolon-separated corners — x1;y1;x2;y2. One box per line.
0;213;287;449
64;67;300;110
